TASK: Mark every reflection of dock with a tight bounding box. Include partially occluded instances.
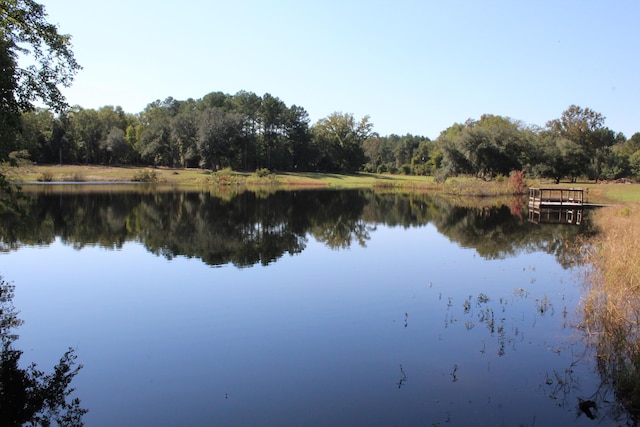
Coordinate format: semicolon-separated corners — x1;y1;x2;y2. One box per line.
528;188;584;225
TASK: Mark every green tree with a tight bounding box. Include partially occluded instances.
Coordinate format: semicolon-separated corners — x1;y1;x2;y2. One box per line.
393;134;424;170
102;127;129;164
197;107;244;171
14;107;52;162
285;104;311;170
435;115;532;180
258;93;288;170
435;122;473;179
362;135;384;172
48;112;73;164
312;112;373;172
230;91;261;170
137;98;179;166
630;151;640;180
69;106;101;164
0;0;81;160
411;139;438;175
620;132;640;157
546;105;617;180
170;100;199;168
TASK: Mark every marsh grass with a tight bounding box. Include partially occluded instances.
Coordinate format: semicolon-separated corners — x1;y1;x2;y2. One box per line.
582;204;640;422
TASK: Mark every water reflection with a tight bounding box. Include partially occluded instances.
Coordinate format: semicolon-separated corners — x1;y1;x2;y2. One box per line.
0;276;86;425
1;186;594;269
529;207;584;225
1;186;613;425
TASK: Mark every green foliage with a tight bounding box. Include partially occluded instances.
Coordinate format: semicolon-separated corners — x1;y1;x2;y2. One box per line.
7;149;31;167
436;115;529;180
311;112;372;172
197;107;243;171
546;105;618;181
630;151;640;180
137;98;178;166
0;0;81;161
7;89;640;183
0;173;25;216
255;168;271;177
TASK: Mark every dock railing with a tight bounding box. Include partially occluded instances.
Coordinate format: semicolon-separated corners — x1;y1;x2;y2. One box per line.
528;188;583;209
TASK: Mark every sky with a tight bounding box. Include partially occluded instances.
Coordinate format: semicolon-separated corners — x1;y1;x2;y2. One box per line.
38;0;640;139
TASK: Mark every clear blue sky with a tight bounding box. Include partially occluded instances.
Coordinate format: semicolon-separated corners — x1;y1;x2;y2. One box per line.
40;0;639;139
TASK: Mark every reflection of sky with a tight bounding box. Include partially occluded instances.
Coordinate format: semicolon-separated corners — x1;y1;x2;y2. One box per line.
1;225;594;426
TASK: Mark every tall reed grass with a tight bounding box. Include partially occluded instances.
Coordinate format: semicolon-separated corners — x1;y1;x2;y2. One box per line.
582;204;640;422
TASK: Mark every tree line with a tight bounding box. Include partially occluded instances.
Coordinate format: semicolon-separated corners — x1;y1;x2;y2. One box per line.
9;91;373;173
3;1;640;182
7;94;640;181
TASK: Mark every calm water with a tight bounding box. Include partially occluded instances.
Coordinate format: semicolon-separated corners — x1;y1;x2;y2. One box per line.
0;186;606;426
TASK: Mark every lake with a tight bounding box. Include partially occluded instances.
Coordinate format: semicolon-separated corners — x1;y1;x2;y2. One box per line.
0;186;612;426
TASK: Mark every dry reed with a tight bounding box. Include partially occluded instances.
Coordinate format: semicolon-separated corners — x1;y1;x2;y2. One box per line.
582;204;640;421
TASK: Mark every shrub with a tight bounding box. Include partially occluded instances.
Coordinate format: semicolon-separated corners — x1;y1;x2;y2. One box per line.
37;171;54;182
256;168;271;178
508;170;527;195
132;169;158;182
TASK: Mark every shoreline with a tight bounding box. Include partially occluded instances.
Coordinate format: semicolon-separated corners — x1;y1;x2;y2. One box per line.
4;164;640;203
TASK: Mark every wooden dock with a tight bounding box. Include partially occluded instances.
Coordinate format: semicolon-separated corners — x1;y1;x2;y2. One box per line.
528;188;584;209
528;188;584;225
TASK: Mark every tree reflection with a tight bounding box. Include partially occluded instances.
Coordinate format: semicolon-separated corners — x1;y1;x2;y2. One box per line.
0;276;86;426
1;187;593;268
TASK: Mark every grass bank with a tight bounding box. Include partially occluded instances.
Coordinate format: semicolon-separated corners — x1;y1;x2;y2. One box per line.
4;164;640;202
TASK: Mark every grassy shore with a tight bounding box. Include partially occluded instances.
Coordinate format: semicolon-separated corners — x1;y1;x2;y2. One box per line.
5;164;640;203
